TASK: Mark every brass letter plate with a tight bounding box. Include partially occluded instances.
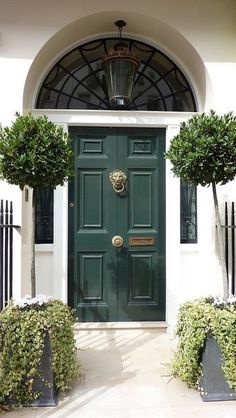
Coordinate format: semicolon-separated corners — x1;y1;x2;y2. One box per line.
129;237;155;246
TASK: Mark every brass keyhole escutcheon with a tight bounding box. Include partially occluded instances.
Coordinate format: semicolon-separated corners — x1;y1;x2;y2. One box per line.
112;235;124;248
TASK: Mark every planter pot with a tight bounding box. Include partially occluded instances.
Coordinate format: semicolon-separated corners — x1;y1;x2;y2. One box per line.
200;332;236;402
5;332;58;407
27;332;58;407
0;299;77;408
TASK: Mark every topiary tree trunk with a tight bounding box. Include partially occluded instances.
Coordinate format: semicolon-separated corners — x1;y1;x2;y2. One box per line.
0;113;73;297
212;181;228;300
166;110;236;300
31;189;37;297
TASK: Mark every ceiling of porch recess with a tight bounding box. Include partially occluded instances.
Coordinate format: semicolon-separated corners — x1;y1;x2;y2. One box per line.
36;37;196;112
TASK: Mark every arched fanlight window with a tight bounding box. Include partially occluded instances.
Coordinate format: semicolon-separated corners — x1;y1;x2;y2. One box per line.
36;37;196;112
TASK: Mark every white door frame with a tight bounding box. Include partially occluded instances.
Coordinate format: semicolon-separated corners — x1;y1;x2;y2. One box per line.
25;109;196;327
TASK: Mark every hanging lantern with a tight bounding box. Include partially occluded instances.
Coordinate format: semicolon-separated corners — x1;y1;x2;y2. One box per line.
103;20;140;109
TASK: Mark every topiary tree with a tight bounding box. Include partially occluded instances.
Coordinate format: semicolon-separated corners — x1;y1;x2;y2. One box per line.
166;110;236;300
0;112;73;297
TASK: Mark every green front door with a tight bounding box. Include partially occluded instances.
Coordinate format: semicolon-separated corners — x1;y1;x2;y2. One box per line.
68;127;166;322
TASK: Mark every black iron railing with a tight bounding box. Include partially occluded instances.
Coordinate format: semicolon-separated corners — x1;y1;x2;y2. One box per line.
0;199;20;310
223;202;236;295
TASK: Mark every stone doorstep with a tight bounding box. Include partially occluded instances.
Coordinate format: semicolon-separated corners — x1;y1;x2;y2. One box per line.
74;321;168;330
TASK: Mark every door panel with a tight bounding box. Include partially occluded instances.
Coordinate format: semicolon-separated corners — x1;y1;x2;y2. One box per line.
130;253;155;299
68;127;165;321
130;171;153;227
81;171;103;227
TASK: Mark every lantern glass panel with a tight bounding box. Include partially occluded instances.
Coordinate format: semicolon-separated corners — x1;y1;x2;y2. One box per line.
103;58;138;107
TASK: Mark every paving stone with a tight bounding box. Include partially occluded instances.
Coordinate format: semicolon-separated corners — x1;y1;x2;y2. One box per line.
5;329;236;418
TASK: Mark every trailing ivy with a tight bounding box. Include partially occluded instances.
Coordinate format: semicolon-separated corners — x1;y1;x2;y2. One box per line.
0;299;79;406
172;298;236;390
210;305;236;389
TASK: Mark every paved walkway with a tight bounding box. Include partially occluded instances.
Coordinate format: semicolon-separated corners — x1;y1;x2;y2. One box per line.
5;328;236;418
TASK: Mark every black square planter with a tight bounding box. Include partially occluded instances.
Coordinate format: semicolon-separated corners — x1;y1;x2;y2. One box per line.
27;332;58;407
200;333;236;402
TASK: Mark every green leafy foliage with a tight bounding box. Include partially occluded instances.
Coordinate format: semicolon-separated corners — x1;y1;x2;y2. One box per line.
172;298;236;390
165;110;236;186
0;113;73;190
210;306;236;389
0;300;79;406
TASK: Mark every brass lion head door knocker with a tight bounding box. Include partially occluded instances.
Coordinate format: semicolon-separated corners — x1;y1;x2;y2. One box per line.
109;169;127;193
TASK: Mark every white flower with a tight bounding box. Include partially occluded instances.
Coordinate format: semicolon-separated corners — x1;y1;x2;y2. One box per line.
212;295;236;307
227;295;236;305
213;296;224;306
13;294;53;308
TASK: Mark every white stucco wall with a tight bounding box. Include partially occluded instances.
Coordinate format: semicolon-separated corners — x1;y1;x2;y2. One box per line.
0;0;236;325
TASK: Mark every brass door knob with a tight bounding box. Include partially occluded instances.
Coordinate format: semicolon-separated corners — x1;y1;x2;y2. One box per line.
112;235;124;248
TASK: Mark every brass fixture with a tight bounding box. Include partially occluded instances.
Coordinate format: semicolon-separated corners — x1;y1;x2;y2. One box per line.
109;169;127;193
112;235;124;248
103;20;140;108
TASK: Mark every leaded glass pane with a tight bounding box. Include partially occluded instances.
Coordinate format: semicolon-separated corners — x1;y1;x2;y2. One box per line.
36;37;196;112
180;180;197;243
35;188;54;244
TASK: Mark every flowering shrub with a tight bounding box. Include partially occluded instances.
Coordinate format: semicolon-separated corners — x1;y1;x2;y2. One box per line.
172;297;236;390
0;297;79;406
